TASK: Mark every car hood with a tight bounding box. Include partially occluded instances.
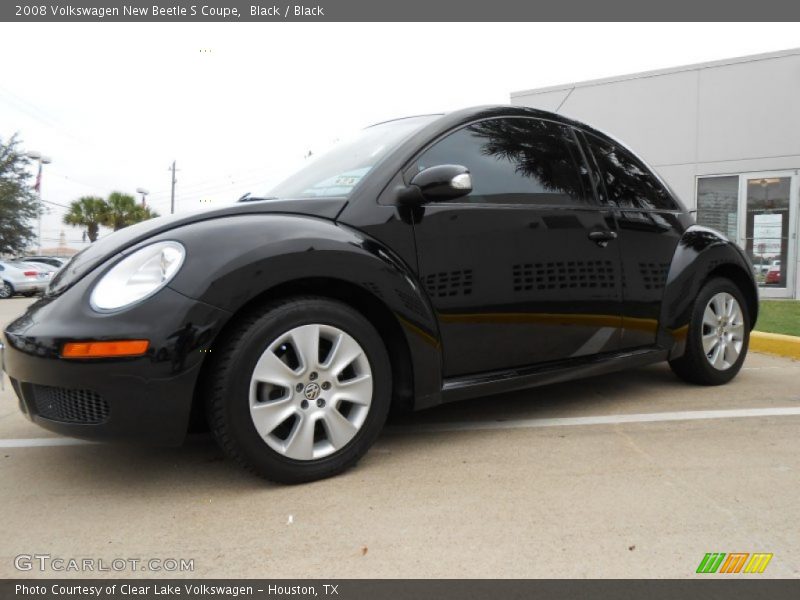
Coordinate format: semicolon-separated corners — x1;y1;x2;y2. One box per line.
49;197;347;296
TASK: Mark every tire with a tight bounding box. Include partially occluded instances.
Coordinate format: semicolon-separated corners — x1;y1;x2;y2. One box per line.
669;277;750;385
0;282;13;299
205;296;392;484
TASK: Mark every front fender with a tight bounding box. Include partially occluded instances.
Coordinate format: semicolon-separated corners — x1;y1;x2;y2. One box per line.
152;214;443;407
659;225;758;358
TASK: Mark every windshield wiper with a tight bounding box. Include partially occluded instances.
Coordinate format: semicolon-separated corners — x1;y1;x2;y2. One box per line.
238;194;278;203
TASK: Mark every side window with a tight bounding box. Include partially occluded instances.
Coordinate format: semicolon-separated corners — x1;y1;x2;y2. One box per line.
586;133;678;211
409;117;588;206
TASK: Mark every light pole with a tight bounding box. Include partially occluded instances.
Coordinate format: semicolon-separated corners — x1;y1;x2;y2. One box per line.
26;151;52;254
136;187;149;208
169;160;177;214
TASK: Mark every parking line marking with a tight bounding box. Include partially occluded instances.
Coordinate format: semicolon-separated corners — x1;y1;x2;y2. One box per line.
392;407;800;434
1;408;799;448
0;437;93;448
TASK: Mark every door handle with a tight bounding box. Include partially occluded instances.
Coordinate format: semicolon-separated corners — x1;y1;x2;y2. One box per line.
588;229;618;247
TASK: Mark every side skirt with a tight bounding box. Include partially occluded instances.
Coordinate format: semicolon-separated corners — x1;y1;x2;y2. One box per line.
440;346;669;404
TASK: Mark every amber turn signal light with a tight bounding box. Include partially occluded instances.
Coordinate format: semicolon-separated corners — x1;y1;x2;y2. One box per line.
61;340;149;359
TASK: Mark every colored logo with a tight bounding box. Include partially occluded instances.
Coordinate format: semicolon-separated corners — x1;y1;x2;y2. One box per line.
696;552;773;574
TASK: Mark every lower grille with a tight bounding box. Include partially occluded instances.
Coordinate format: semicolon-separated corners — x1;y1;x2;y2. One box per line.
32;385;109;424
9;377;28;416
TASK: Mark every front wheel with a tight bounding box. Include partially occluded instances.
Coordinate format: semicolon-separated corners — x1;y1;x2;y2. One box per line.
0;282;13;299
205;296;392;484
669;278;750;385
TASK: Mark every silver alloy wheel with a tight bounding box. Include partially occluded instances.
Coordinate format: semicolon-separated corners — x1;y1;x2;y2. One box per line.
0;283;10;299
701;292;745;371
248;324;373;461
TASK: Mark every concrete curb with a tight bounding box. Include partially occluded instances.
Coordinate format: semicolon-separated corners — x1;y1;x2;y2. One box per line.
751;331;800;360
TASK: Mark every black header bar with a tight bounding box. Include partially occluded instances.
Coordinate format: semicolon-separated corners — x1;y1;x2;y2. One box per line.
3;0;800;22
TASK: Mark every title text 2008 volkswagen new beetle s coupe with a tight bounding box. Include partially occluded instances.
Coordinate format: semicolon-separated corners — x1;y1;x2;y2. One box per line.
3;106;758;483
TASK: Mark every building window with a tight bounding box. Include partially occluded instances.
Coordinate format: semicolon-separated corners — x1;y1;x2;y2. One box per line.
696;176;739;240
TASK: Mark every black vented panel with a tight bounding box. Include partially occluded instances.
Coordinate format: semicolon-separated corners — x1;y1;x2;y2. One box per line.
513;260;616;292
32;385;109;424
638;262;670;290
423;270;474;298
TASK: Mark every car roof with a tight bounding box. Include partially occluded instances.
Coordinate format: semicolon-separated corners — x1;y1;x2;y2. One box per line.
369;105;597;135
368;105;619;164
349;105;686;213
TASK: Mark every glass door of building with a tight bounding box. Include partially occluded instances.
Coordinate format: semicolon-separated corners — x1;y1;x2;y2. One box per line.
697;171;798;298
740;172;797;298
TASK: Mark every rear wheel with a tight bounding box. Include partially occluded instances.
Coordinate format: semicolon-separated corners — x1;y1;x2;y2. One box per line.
206;296;391;483
0;282;12;299
669;278;750;385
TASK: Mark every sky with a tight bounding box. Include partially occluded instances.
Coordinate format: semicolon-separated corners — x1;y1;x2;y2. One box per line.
1;22;799;251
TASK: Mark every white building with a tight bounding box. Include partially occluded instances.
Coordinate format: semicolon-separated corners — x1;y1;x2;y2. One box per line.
511;48;800;299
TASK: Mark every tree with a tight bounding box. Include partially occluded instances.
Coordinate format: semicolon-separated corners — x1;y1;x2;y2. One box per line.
0;134;40;255
103;191;159;231
63;196;106;243
133;203;160;223
64;192;160;243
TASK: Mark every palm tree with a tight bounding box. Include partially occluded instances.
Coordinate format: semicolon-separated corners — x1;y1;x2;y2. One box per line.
103;192;150;231
63;196;107;242
103;191;160;231
133;203;160;223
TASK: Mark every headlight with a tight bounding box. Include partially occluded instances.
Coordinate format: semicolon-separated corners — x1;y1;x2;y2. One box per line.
90;241;185;311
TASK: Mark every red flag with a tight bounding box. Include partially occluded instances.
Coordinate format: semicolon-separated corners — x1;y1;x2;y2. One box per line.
33;162;42;193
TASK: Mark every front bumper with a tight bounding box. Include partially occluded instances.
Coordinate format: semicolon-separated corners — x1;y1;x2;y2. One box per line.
2;277;230;445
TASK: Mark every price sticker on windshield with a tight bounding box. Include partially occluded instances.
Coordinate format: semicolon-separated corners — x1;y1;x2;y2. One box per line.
334;175;361;187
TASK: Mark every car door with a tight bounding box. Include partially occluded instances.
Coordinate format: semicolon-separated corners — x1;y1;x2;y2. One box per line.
580;131;684;349
408;117;624;378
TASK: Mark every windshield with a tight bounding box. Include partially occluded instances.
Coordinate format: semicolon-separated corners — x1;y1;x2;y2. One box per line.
265;115;438;199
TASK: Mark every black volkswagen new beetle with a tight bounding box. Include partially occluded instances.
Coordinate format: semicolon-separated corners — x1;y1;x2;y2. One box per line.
3;106;757;483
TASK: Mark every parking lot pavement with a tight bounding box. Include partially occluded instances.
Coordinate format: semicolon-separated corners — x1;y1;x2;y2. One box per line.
1;297;798;578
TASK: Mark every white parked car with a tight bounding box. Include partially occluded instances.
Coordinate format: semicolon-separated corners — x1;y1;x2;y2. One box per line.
19;261;58;277
20;256;67;270
0;261;50;298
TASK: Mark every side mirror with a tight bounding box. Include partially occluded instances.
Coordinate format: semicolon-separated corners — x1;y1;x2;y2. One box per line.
397;164;472;206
